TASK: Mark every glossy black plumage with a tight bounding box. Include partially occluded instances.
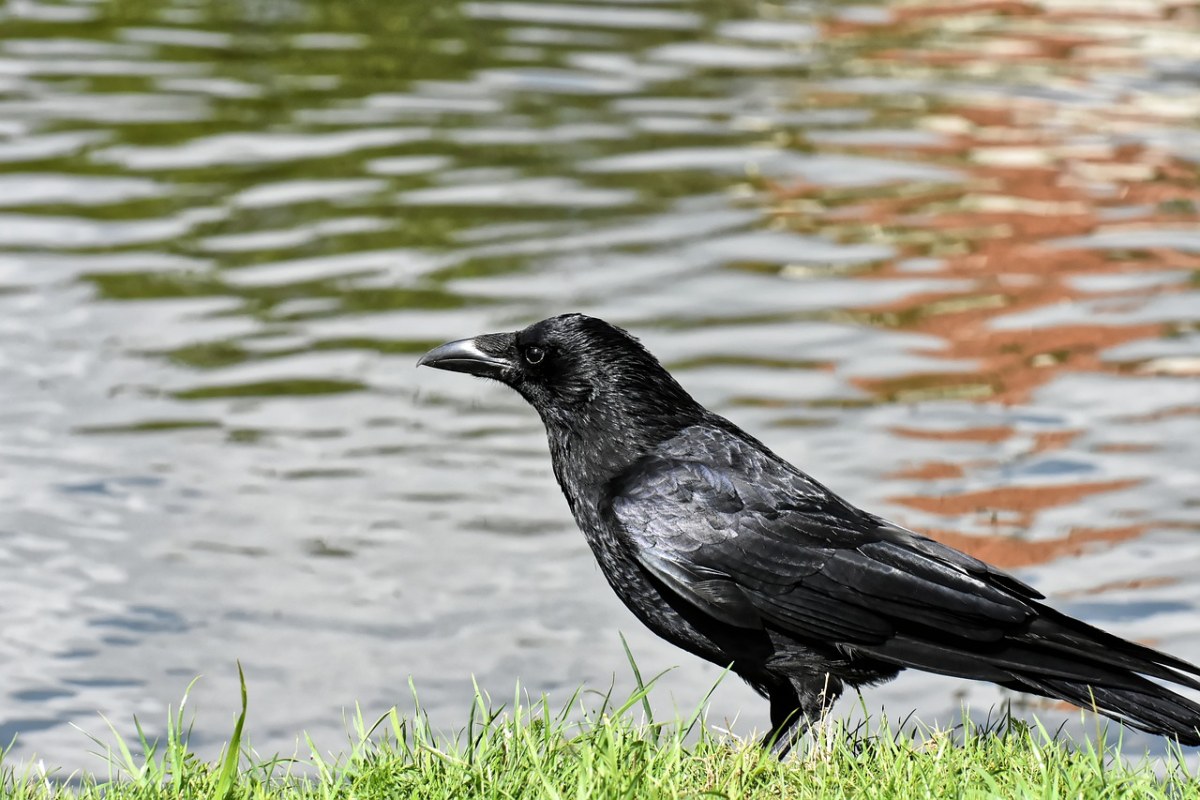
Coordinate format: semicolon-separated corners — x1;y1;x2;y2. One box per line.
419;313;1200;753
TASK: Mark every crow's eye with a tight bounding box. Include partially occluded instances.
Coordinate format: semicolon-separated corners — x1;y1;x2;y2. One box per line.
524;346;545;365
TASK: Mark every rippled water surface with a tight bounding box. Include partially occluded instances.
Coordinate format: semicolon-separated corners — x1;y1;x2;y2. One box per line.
2;0;1199;770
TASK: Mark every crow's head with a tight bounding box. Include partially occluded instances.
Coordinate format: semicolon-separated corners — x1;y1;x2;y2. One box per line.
419;313;702;436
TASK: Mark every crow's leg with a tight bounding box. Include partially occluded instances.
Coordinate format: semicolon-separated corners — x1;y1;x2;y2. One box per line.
760;674;840;759
760;684;805;757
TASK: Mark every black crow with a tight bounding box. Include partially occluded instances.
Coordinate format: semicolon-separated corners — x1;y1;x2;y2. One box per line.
418;313;1200;754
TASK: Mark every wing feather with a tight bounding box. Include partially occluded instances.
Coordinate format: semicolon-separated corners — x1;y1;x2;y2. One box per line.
605;428;1037;649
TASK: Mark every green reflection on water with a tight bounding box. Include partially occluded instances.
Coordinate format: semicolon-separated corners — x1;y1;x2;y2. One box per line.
172;378;367;399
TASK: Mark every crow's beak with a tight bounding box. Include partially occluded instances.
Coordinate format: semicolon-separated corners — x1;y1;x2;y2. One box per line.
417;333;515;380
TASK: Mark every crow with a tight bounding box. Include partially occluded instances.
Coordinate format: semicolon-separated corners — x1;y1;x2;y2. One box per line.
418;312;1200;754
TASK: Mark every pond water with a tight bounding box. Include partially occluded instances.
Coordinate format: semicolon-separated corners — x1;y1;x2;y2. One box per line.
1;0;1199;772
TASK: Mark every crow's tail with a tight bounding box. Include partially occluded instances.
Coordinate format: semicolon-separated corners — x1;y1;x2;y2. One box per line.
1005;608;1200;745
864;605;1200;745
1014;673;1200;745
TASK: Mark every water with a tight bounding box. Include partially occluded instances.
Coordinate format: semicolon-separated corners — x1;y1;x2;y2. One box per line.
1;0;1199;771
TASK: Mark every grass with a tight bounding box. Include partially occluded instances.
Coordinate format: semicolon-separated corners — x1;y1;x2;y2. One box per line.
3;656;1199;799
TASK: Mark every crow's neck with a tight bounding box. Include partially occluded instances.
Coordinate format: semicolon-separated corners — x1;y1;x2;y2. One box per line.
539;390;702;517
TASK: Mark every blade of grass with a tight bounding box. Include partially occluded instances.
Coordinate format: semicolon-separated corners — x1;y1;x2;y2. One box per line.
619;633;655;728
213;661;248;800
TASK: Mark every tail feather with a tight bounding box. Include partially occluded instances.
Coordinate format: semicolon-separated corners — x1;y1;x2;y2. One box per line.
1010;609;1200;744
1017;674;1200;746
863;605;1200;744
1031;610;1200;692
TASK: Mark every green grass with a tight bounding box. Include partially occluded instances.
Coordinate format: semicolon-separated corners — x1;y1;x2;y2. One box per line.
3;661;1199;799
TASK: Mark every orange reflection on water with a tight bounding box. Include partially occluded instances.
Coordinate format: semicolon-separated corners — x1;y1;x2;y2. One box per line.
924;524;1150;570
771;0;1200;583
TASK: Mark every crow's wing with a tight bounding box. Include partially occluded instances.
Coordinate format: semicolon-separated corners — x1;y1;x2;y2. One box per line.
604;425;1043;648
605;423;1200;699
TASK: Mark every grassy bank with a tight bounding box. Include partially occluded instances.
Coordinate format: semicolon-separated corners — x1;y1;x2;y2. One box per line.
4;665;1198;799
